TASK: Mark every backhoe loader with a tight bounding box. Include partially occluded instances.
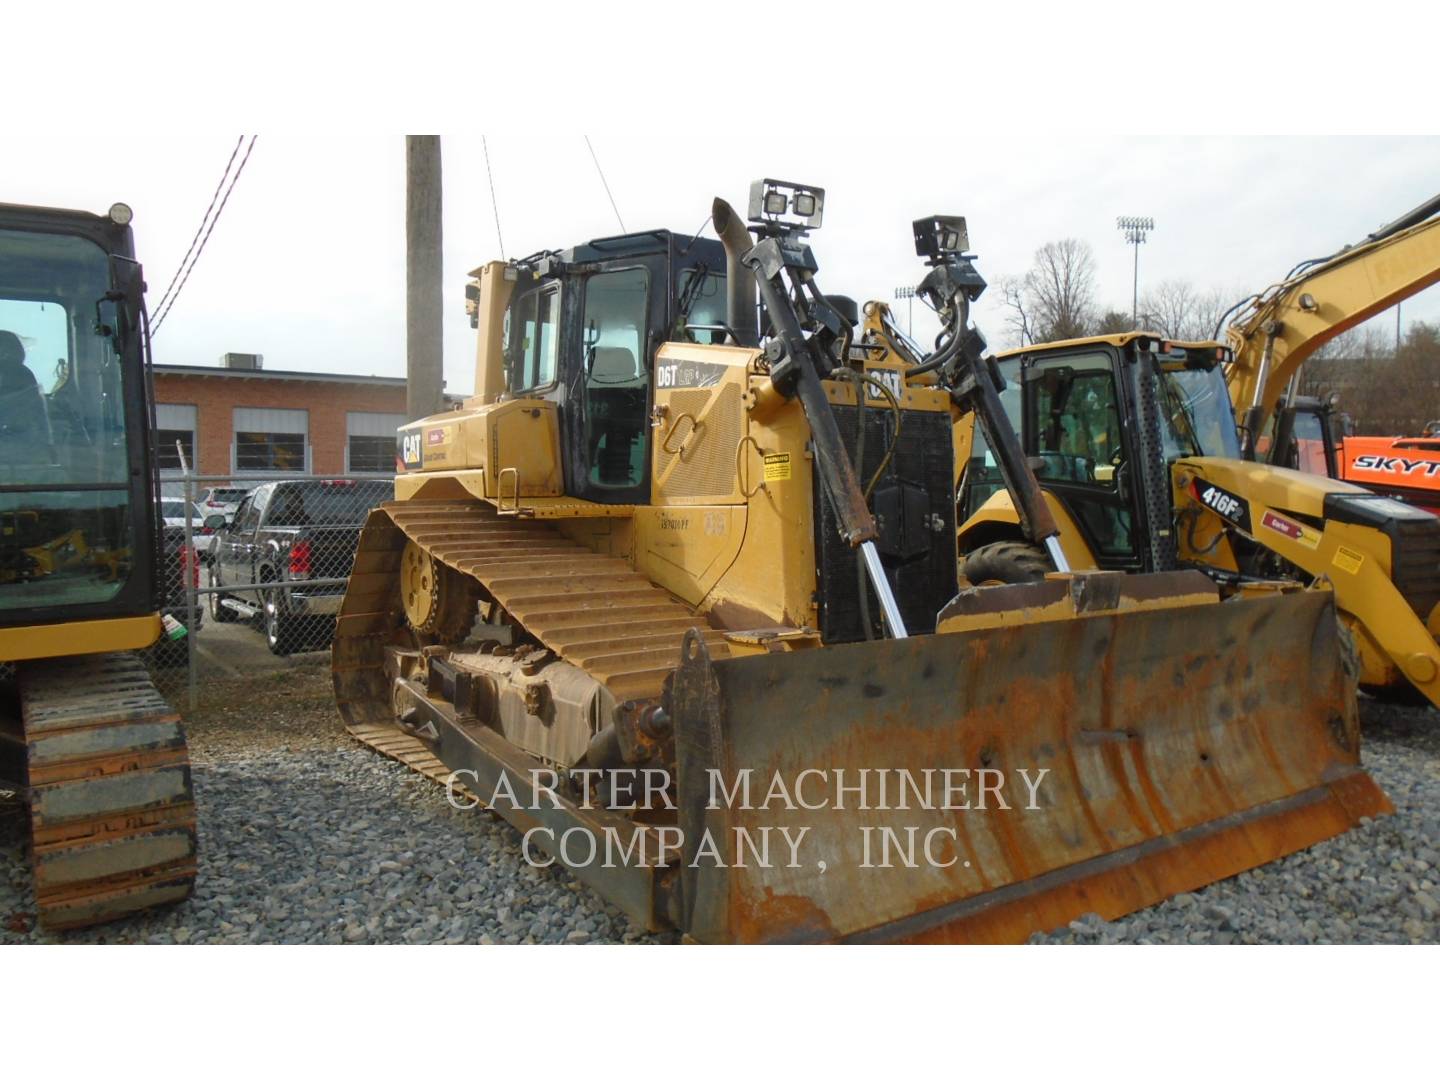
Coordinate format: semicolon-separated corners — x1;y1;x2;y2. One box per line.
1;201;197;929
335;181;1385;944
955;330;1440;709
955;195;1440;709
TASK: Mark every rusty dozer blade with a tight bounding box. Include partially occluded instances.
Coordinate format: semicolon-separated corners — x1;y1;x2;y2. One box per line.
667;578;1390;944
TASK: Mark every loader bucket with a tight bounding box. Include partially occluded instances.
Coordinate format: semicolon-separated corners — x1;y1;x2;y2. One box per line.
667;580;1390;944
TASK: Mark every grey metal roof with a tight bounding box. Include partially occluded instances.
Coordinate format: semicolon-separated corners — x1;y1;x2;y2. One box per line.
151;363;415;389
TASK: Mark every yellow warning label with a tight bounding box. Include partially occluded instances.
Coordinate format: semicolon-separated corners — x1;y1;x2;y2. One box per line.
763;453;792;482
1333;545;1365;575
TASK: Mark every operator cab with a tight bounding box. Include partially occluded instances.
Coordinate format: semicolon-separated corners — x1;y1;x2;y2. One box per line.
0;202;158;623
960;335;1236;572
493;230;729;504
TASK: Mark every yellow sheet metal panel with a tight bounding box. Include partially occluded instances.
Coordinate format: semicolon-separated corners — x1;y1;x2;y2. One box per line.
0;614;161;662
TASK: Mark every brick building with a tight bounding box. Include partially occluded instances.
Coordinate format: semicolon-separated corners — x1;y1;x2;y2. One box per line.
152;354;430;481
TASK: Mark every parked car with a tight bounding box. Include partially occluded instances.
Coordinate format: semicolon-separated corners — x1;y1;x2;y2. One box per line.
159;496;225;563
198;486;252;518
205;478;392;654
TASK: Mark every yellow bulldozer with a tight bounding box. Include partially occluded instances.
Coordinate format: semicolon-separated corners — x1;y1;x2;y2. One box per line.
1;201;197;929
334;181;1387;944
956;195;1440;710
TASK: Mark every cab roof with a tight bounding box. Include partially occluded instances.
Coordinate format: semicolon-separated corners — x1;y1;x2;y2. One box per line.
996;332;1227;359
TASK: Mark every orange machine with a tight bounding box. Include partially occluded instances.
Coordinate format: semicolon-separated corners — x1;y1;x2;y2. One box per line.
1338;436;1440;513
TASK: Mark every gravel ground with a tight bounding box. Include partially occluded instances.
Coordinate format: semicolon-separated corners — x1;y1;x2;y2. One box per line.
1;666;663;945
2;665;1437;944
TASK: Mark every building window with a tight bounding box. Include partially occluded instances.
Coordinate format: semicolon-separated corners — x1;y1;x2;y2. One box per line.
236;431;307;471
346;412;405;474
347;435;394;473
155;403;198;472
157;429;195;470
234;407;308;473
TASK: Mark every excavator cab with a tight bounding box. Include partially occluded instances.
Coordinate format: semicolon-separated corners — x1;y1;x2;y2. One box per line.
0;201;196;930
1263;396;1342;478
0;208;159;613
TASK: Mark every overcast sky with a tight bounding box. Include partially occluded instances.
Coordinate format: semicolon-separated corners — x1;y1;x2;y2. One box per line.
8;134;1437;397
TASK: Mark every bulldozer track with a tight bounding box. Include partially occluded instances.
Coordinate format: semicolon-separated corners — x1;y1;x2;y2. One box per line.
18;652;197;930
333;501;727;781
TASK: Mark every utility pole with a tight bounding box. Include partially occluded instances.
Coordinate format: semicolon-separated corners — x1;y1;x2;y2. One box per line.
407;135;444;421
1116;215;1154;329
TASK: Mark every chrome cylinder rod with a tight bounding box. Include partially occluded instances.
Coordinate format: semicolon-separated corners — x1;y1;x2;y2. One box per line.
1044;534;1071;574
860;540;908;639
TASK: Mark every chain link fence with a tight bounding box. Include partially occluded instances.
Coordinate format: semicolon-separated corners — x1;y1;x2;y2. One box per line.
144;473;395;712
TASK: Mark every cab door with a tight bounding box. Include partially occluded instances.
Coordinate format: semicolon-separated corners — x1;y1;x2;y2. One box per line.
541;256;665;505
1021;347;1142;571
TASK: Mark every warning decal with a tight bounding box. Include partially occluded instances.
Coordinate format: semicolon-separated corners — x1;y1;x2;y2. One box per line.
1332;546;1365;575
763;453;792;482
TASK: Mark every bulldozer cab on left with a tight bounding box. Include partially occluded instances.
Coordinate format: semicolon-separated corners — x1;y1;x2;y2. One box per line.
0;202;197;930
411;230;732;506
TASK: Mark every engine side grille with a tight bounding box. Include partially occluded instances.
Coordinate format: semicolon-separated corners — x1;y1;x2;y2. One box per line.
1390;518;1440;619
814;405;957;643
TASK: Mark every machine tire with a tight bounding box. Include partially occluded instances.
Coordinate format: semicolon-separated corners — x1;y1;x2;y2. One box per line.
961;541;1051;586
209;567;237;622
264;588;300;656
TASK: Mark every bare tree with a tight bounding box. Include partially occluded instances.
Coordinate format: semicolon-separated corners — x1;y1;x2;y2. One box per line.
1138;279;1197;339
995;274;1035;347
1026;238;1097;342
1296;324;1399;431
996;239;1098;346
1140;281;1238;341
1191;288;1237;341
1094;310;1132;335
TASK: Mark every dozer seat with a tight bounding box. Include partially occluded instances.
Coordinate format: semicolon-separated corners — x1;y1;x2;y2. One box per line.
587;346;647;486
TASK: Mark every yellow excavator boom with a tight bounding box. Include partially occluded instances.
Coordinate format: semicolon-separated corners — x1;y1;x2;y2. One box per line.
1227;194;1440;439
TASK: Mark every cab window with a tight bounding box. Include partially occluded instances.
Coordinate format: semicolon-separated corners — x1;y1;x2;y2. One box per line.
676;266;729;344
1029;352;1124;487
1289;410;1330;475
503;282;560;393
583;267;650;489
1026;351;1134;560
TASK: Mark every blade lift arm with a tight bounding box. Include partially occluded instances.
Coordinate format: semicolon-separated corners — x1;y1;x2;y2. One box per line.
737;217;910;638
907;220;1069;572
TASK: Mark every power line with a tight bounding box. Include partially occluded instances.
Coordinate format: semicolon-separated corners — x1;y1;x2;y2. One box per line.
482;135;505;260
152;135;257;334
584;135;625;232
150;136;243;321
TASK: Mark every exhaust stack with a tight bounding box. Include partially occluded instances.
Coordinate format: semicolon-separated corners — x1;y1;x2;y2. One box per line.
712;197;758;348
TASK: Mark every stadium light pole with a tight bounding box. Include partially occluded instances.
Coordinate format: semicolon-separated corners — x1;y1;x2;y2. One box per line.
1116;215;1154;329
894;285;916;335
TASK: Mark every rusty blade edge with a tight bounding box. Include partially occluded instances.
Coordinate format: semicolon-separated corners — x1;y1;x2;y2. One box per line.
839;771;1390;944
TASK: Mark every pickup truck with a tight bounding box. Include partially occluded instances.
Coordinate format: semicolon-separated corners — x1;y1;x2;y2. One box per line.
204;478;392;654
